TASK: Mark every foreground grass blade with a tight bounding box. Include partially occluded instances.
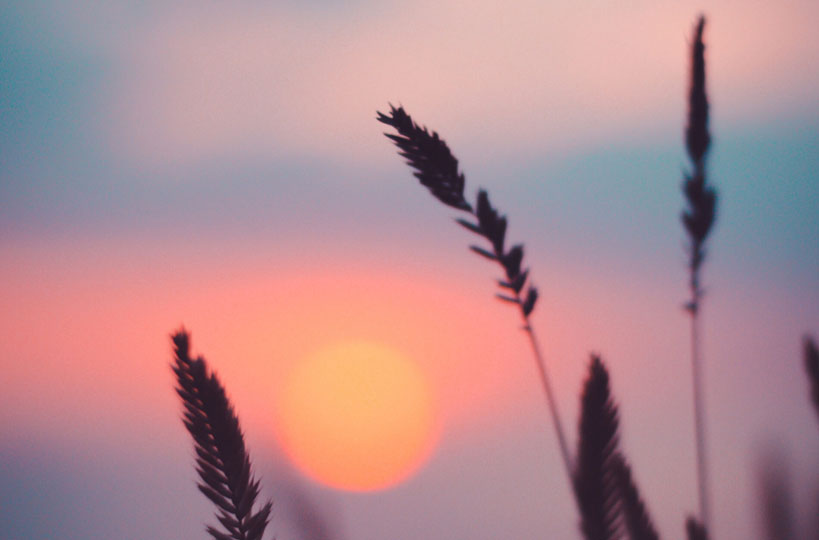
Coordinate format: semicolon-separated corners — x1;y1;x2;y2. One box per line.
685;517;709;540
573;356;661;540
681;15;716;531
574;355;622;540
172;330;272;540
378;104;573;484
613;453;660;540
682;15;717;301
804;335;819;424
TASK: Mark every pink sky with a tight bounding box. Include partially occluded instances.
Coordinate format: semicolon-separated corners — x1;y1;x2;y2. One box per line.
2;1;818;539
106;1;819;165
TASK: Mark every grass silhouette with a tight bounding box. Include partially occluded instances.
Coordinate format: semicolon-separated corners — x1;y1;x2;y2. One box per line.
377;102;676;539
612;453;660;540
172;330;272;540
573;356;659;540
375;16;718;540
168;13;819;540
804;335;819;423
376;104;569;483
681;16;717;532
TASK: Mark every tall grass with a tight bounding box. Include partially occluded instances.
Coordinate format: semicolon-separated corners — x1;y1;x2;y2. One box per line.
376;15;717;540
347;106;681;534
167;13;819;540
171;330;272;540
376;109;664;540
804;336;819;423
376;105;572;485
681;16;717;531
573;356;659;540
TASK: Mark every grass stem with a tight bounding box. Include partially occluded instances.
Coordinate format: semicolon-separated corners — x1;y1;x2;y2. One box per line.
690;310;710;529
377;104;574;486
682;15;716;530
522;316;574;485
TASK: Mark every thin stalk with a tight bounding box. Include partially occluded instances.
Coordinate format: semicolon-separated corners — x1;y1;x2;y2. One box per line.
522;315;574;485
689;308;710;529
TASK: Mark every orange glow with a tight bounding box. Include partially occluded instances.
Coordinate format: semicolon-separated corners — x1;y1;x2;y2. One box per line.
276;341;437;491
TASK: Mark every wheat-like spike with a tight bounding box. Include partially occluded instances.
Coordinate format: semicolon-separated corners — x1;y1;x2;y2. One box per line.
172;330;272;540
803;335;819;423
376;105;573;485
685;17;710;166
378;106;538;323
574;355;622;540
681;15;716;531
377;104;472;212
685;517;709;540
612;453;660;540
682;15;717;312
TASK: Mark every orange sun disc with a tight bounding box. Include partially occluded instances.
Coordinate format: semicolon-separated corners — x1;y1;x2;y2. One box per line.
276;341;437;492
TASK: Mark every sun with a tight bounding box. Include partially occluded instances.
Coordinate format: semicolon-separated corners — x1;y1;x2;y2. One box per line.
276;341;437;492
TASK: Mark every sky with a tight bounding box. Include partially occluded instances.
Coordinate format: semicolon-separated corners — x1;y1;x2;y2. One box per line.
1;1;818;539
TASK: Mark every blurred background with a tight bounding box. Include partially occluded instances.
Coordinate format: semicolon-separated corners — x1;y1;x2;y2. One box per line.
1;1;818;538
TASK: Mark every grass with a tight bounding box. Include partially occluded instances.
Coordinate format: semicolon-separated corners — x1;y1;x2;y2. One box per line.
375;104;571;484
804;336;819;423
168;13;818;540
375;17;717;540
375;103;670;538
171;329;272;540
573;355;659;540
681;16;717;531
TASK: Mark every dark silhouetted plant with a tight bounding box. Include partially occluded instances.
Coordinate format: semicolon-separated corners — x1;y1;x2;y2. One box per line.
685;517;709;540
162;11;819;540
377;106;672;540
751;337;819;540
682;15;717;312
804;335;819;423
612;454;660;540
574;355;622;540
573;355;659;540
681;14;716;532
377;104;569;484
172;330;272;540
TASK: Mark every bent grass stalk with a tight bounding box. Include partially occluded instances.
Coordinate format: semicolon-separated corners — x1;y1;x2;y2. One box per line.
376;105;574;487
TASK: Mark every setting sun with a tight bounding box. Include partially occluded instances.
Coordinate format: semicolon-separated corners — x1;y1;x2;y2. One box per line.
276;341;438;492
